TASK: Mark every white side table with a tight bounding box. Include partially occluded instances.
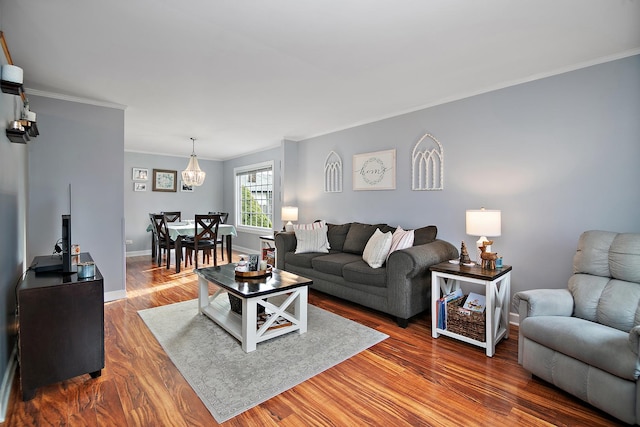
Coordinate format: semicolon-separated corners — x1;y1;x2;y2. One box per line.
259;234;276;264
430;262;512;357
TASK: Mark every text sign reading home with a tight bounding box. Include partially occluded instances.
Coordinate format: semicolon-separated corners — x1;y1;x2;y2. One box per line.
353;149;396;190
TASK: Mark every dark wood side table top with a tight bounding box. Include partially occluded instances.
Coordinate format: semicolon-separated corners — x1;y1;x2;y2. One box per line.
430;261;512;281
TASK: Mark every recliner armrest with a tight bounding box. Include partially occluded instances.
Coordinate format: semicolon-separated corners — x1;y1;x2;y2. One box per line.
629;325;640;356
513;289;574;365
513;289;574;319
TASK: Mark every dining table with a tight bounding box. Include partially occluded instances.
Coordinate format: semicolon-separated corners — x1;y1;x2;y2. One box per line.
147;221;238;273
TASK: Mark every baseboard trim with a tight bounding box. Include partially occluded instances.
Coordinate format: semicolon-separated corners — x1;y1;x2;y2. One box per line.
0;344;17;422
126;250;151;257
231;245;257;256
105;289;127;302
509;311;520;326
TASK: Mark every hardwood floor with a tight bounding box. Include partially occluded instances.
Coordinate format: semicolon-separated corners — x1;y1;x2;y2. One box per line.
3;252;625;426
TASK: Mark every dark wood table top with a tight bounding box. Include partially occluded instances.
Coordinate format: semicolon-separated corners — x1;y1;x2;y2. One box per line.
25;253;102;289
195;263;312;298
430;261;512;281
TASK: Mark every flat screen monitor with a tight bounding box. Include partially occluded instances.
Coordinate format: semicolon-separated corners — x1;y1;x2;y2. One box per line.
61;214;75;273
32;214;75;274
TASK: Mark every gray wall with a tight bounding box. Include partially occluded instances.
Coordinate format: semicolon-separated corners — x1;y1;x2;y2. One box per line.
0;63;28;413
27;95;126;296
124;151;224;254
292;55;640;298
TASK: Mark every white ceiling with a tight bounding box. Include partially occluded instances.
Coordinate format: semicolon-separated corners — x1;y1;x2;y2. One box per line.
2;0;639;160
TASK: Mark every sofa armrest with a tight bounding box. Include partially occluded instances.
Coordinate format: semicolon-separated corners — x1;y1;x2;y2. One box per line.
384;239;458;322
388;239;459;279
274;231;297;269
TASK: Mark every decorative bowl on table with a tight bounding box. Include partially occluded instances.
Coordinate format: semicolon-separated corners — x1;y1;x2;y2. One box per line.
234;265;272;278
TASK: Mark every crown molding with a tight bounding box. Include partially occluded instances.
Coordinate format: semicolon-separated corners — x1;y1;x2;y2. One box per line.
24;88;127;110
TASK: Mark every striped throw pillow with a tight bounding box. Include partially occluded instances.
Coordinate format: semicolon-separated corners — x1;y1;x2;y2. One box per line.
294;221;330;254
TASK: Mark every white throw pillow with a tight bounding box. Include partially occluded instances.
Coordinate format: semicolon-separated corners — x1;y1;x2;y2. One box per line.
362;228;393;268
387;226;415;260
293;220;326;231
293;220;331;253
293;221;329;254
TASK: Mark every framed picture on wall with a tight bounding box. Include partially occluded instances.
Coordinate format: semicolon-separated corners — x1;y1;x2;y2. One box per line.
132;167;149;181
152;169;177;192
134;182;147;192
180;180;194;193
353;149;396;190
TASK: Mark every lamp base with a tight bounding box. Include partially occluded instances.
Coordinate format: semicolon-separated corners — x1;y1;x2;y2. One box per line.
285;221;294;232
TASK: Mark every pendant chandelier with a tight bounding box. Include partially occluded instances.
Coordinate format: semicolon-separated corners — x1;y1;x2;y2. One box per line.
181;137;206;186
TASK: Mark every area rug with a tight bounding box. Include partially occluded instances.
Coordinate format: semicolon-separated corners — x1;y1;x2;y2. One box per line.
138;298;388;423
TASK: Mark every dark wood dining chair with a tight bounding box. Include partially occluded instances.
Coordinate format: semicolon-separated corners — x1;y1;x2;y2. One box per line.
149;213;178;269
149;212;160;261
182;214;222;269
161;211;181;223
209;211;229;261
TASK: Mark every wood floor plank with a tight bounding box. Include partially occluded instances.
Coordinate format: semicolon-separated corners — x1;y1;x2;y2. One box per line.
2;252;625;426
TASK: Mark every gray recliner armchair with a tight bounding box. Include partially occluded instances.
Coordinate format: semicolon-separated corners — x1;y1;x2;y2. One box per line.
514;230;640;425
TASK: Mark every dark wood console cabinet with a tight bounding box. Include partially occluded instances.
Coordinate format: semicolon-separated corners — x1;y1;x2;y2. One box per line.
18;253;104;400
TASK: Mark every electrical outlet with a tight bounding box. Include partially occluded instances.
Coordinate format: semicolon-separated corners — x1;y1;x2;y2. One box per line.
125;239;133;245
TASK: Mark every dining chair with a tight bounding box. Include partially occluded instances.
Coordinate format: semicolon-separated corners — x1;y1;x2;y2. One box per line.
149;212;160;261
161;211;181;223
149;213;179;269
209;211;229;261
182;214;222;269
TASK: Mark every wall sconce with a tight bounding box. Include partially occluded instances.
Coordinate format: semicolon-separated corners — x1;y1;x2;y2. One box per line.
281;206;298;232
466;208;501;262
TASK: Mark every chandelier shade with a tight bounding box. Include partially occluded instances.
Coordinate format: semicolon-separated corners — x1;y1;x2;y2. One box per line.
182;138;206;186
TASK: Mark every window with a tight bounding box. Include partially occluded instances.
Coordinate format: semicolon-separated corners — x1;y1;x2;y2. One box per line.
235;161;274;231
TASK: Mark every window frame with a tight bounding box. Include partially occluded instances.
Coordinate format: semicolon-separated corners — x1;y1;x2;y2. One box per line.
234;160;275;234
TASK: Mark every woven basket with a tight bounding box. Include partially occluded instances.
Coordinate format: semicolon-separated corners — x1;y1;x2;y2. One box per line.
446;296;486;342
228;294;266;316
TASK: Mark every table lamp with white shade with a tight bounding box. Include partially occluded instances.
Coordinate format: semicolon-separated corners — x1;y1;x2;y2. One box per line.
466;208;501;262
281;206;298;232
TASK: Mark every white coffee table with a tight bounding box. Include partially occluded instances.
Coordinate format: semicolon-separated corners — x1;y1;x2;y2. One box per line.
195;263;312;352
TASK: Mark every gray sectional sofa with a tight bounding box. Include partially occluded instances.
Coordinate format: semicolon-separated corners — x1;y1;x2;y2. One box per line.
275;222;458;327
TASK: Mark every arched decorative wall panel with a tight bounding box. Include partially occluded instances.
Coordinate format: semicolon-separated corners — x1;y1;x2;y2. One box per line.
412;133;444;191
324;150;343;193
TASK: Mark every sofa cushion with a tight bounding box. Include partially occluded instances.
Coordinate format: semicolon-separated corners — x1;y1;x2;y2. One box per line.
285;251;327;269
343;223;379;254
377;224;396;234
521;315;640;381
363;228;392;268
569;275;640;333
610;233;640;283
413;225;438;246
573;230;617;277
327;223;351;252
311;252;362;277
343;260;387;287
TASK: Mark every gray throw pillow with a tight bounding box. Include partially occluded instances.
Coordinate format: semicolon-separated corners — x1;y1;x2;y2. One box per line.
413;225;438;246
343;223;379;255
327;223;351;252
